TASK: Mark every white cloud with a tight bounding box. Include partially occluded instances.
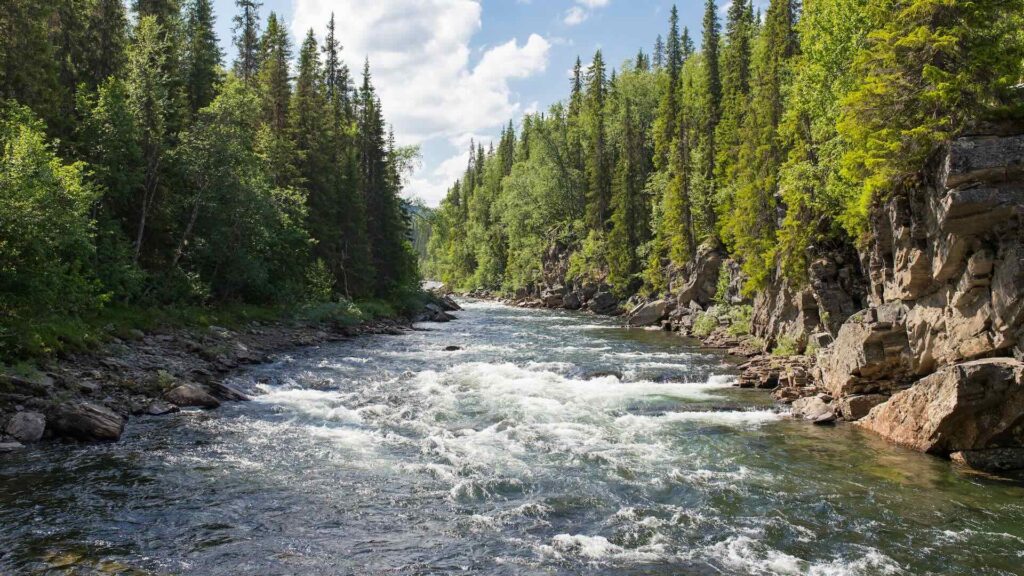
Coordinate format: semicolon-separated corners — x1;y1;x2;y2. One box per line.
403;149;471;206
564;6;588;26
564;0;610;27
291;0;550;205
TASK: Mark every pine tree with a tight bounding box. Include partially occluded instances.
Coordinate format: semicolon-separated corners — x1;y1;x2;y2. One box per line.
183;0;221;113
680;27;694;61
653;35;665;69
655;5;683;169
232;0;261;83
322;13;352;120
258;13;290;133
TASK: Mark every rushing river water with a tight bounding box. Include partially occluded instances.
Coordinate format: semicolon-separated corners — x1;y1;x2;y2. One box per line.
2;300;1024;575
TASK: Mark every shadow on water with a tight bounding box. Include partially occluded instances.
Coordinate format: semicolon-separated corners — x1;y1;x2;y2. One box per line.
2;300;1023;575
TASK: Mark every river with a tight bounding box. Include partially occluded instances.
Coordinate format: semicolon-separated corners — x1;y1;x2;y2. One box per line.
2;300;1023;575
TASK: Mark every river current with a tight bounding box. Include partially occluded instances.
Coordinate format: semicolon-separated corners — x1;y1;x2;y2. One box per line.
2;300;1023;575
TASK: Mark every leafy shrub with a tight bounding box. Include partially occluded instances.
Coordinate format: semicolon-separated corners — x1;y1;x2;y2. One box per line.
692;311;719;338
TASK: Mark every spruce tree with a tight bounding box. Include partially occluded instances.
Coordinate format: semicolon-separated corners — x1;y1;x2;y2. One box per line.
701;0;722;238
183;0;221;113
584;50;610;232
232;0;261;83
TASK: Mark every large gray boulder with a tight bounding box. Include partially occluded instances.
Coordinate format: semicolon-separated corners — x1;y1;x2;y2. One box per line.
4;411;45;443
858;358;1024;456
49;402;126;441
164;384;221;409
627;300;669;327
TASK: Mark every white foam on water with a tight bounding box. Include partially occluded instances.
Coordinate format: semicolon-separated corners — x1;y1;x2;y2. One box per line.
537;534;667;562
615;409;781;432
698;536;905;576
253;387;365;425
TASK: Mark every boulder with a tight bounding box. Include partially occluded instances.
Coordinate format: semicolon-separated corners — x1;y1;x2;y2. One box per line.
4;411;45;443
164;384;221;409
588;292;619;315
49;402;126;441
562;292;582;310
421;303;454;322
627;300;669;327
541;292;564;308
144;400;180;416
790;396;834;422
836;394;888;421
207;381;250;402
857;358;1024;454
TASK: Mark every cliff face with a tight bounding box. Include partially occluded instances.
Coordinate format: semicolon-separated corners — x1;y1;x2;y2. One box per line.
813;132;1024;470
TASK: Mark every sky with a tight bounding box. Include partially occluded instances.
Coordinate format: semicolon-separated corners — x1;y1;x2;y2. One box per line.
208;0;753;206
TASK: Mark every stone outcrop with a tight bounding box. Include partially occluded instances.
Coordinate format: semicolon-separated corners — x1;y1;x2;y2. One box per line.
804;132;1024;469
858;359;1024;454
673;242;726;308
49;402;126;441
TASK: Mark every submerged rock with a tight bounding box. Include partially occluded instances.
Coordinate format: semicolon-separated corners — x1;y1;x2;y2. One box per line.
144;400;180;416
49;402;126;441
0;441;25;452
164;384;221;409
858;358;1024;455
4;411;45;443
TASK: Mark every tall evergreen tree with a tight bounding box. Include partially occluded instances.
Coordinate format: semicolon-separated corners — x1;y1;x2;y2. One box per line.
701;0;722;238
584;50;610;231
183;0;221;113
232;0;261;83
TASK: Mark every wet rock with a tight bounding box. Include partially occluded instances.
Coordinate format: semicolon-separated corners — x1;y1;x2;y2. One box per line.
206;381;250;402
443;345;462;352
562;292;582;310
49;402;126;441
438;295;462;312
4;411;45;443
144;400;180;416
588;292;619;315
836;394;889;421
627;299;669;327
420;303;455;322
858;358;1024;454
951;448;1024;472
0;441;25;452
582;370;623;381
790;396;834;421
164;384;221;409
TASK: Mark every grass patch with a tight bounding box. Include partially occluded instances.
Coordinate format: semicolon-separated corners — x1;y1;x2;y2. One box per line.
2;289;434;362
772;335;803;357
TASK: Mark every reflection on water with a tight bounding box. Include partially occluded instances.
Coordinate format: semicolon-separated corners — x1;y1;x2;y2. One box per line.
2;300;1023;575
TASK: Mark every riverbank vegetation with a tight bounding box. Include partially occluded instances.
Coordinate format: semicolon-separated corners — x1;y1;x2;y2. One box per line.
1;0;421;358
425;0;1024;297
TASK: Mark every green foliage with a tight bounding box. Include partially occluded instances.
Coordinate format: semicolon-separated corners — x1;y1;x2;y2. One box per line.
692;310;719;338
0;3;421;359
839;0;1024;236
772;335;802;357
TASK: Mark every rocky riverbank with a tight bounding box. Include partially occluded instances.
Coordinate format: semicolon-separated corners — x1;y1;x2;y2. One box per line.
0;297;462;451
452;131;1024;474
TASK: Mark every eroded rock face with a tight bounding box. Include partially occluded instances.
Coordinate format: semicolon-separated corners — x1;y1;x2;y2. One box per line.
675;242;726;308
49;402;126;441
816;303;914;397
836;394;889;421
816;133;1024;420
858;359;1024;455
588;292;619;315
